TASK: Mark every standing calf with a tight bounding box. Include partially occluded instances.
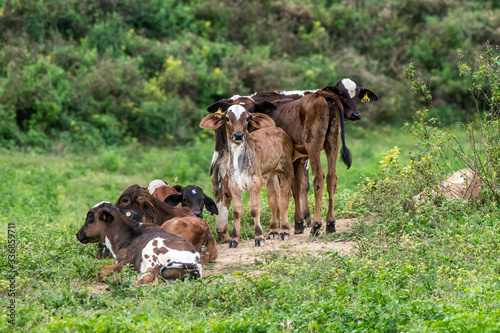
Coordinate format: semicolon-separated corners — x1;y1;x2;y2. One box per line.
200;106;294;248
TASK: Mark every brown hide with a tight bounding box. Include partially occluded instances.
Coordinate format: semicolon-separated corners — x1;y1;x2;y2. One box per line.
115;185;194;225
161;216;218;262
115;185;217;263
206;78;378;238
200;106;294;248
76;202;201;285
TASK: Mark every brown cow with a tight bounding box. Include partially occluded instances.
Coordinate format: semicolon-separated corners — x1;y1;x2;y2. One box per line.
115;185;218;262
76;201;202;285
200;106;295;248
146;179;184;202
208;78;378;237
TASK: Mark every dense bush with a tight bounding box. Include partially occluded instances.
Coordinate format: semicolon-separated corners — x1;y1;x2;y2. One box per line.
0;0;499;150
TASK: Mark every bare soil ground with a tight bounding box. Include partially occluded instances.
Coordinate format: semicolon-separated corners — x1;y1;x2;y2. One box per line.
204;218;356;276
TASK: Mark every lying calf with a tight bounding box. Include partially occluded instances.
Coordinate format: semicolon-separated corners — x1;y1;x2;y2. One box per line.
77;201;202;285
164;185;219;218
115;185;218;262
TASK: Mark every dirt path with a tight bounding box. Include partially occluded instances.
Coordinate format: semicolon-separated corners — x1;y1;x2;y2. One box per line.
204;218;356;276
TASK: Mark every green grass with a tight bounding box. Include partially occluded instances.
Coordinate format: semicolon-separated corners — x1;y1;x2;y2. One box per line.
1;126;500;332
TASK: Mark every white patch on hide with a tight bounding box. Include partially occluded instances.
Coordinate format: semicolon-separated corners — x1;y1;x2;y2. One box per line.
228;105;246;121
105;236;116;259
192;188;197;195
147;179;167;194
341;78;357;98
92;201;110;209
139;237;201;276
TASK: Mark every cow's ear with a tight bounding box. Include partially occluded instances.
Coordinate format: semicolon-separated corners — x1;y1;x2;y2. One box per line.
200;113;225;129
204;195;219;215
99;210;114;223
322;85;339;95
172;185;184;193
358;88;379;102
207;101;231;113
254;101;277;115
249;113;275;129
164;194;183;207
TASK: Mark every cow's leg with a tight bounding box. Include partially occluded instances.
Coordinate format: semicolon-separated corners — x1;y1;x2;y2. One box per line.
278;164;293;240
228;185;243;248
324;130;340;233
292;157;311;234
304;148;325;237
249;177;265;247
213;173;231;242
266;175;281;240
99;262;126;280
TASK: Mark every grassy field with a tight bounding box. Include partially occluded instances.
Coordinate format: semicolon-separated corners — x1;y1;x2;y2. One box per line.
1;125;500;332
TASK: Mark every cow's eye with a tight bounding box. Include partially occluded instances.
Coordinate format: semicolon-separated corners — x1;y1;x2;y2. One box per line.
226;116;230;122
246;116;249;122
122;198;129;204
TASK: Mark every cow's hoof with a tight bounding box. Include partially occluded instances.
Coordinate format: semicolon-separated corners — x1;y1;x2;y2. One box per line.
281;232;290;240
294;221;305;234
309;222;321;237
255;238;265;247
267;232;280;240
326;221;336;233
229;240;238;248
306;220;312;228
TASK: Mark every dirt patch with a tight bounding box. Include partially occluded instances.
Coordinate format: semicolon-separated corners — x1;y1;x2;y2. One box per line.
92;282;109;294
204;218;356;276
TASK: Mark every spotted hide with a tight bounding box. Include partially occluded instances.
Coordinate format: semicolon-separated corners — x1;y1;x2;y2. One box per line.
76;202;201;285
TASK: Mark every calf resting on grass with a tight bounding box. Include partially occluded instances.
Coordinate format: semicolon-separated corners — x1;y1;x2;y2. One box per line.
77;201;202;285
115;185;218;262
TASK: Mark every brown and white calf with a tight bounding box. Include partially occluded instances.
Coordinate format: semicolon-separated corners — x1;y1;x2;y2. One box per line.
200;106;294;248
76;202;202;285
115;185;218;262
146;179;184;202
208;78;378;237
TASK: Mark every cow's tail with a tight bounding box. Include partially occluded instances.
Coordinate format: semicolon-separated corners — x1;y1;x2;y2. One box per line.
338;105;352;170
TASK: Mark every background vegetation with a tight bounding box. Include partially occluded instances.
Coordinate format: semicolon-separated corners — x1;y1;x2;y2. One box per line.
0;0;499;150
1;0;500;331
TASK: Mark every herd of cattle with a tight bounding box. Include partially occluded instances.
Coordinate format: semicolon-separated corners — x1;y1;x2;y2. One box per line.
76;78;378;285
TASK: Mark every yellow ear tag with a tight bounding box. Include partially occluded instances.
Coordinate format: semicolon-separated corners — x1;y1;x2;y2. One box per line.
361;93;370;103
126;212;131;217
216;108;222;114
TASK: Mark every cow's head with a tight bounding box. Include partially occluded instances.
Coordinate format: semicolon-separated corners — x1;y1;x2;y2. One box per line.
164;185;218;218
200;105;276;146
115;185;160;224
322;78;378;121
76;201;117;244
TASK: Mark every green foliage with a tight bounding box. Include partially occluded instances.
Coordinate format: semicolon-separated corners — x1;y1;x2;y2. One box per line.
1;0;499;150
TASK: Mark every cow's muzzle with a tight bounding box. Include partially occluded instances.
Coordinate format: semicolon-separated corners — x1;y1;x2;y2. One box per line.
76;231;88;244
193;211;203;218
232;132;244;142
349;113;361;121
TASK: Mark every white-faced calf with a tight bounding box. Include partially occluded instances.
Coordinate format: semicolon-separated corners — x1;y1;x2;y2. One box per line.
200;106;294;248
76;202;202;285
